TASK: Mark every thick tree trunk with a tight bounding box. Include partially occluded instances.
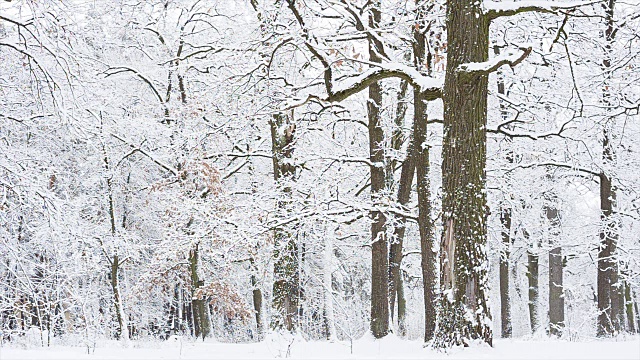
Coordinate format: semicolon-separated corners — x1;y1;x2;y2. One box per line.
270;112;300;332
368;4;389;339
545;203;564;337
434;0;492;347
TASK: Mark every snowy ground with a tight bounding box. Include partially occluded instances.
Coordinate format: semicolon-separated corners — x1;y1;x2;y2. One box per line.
1;334;638;359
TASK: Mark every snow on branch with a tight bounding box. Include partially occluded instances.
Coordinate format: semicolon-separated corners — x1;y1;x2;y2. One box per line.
111;133;179;176
483;0;603;20
331;63;443;102
286;65;442;110
104;66;169;117
457;47;532;75
502;161;601;177
282;0;441;112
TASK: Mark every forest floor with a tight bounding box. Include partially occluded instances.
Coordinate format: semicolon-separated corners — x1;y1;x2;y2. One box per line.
1;333;638;359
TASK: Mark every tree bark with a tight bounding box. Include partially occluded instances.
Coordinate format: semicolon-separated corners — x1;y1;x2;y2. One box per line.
367;3;389;339
433;0;492;347
598;0;623;337
110;254;127;341
499;208;512;338
634;290;640;333
324;228;337;340
189;243;210;340
545;203;564;337
99;122;129;341
495;44;513;339
270;112;299;332
250;260;263;339
411;14;437;341
623;280;634;333
527;247;539;334
388;79;411;337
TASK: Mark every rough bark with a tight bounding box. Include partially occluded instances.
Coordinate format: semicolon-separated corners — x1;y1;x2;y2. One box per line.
270;112;299;332
433;0;492;347
545;203;564;337
367;3;389;339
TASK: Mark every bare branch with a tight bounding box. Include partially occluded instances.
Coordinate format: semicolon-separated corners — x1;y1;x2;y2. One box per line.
110;133;178;176
103;66;170;117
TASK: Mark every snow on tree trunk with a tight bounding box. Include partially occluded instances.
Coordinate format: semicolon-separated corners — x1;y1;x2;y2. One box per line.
545;201;564;337
270;112;300;332
433;0;492;348
324;227;337;341
367;3;389;339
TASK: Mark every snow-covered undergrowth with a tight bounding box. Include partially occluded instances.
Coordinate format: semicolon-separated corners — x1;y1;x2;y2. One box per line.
1;333;638;359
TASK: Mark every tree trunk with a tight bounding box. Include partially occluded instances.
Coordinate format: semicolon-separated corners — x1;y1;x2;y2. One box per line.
433;0;492;347
100;124;129;341
495;44;513;339
527;248;539;334
623;281;634;333
190;243;210;340
324;229;337;340
388;121;413;337
598;0;623;337
412;3;437;343
388;79;410;337
250;264;263;339
110;255;128;341
545;203;564;337
634;290;640;333
270;112;299;332
499;208;512;338
367;4;389;339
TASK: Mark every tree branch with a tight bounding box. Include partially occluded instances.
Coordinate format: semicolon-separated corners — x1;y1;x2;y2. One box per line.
110;133;178;176
484;0;603;21
104;66;170;118
283;0;441;111
458;47;532;75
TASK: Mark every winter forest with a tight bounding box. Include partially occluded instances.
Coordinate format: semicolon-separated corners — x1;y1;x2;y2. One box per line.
1;0;640;358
